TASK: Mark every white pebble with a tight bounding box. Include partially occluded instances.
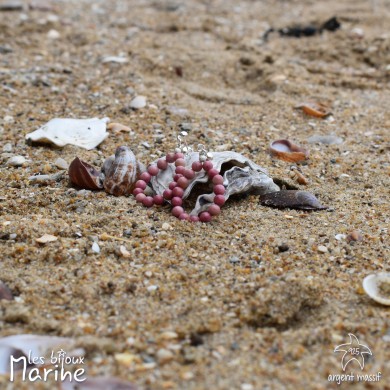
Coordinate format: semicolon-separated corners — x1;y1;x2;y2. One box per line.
2;143;12;153
335;234;346;241
317;245;328;253
3;115;14;123
92;242;100;253
54;157;69;170
7;155;26;167
156;348;173;364
147;285;158;292
130;95;146;109
47;29;60;39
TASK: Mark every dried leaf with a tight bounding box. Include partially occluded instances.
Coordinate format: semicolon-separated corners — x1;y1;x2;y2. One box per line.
259;190;327;210
36;234;58;243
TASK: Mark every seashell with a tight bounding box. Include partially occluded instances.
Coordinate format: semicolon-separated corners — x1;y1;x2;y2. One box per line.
26;117;109;150
149;151;280;216
6;155;26;167
363;273;390;306
68;157;103;190
129;96;146;110
107;122;132;133
290;167;309;185
269;140;309;162
259;190;327;210
103;146;141;196
295;102;331;118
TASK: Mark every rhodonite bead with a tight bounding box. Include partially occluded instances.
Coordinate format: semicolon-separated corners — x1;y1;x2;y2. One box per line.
214;184;225;195
192;161;203;172
179;213;190;220
202;161;213;171
135;180;147;190
140;172;151;182
166;153;175;163
133;188;143;196
174;153;184;161
183;169;195;180
208;168;219;179
172;206;184;217
199;211;211;222
171;197;183;206
157;159;168;170
175;158;186;167
163;189;173;200
190;215;200;222
214;194;225;206
172;187;184;198
142;196;154;207
212;174;224;185
177;177;189;189
135;193;146;203
175;166;185;175
169;182;177;190
208;204;220;216
147;165;159;176
153;195;164;205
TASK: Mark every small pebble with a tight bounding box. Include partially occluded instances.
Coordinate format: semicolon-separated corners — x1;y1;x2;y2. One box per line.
47;29;60;39
92;242;100;253
119;245;131;258
347;230;363;242
335;234;346;241
147;285;158;292
156;348;174;364
54;158;69;170
229;256;240;264
7;155;26;167
317;245;328;253
2;143;12;153
130;95;146;109
3;115;14;123
278;244;289;252
162;223;173;231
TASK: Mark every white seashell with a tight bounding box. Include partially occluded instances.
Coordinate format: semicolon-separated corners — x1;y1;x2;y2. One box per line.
6;155;26;167
26;117;109;150
103;146;141;196
130;96;146;109
149;151;280;216
102;56;128;64
363;273;390;306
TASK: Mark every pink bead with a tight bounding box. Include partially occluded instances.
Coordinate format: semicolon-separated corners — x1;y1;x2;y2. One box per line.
147;165;159;176
212;175;224;185
140;172;151;182
208;168;219;179
142;196;154;207
214;195;225;206
153;195;164;205
177;177;189;189
214;184;225;195
175;166;185;175
172;187;184;198
135;180;147;190
174;174;183;182
203;161;213;171
172;206;184;217
133;188;144;196
192;161;203;172
175;158;186;167
171;197;183;207
190;215;200;222
208;204;221;216
157;159;168;170
179;213;190;221
199;212;211;223
163;189;173;200
169;182;177;190
135;193;146;203
183;169;195;180
174;152;184;161
166;153;175;163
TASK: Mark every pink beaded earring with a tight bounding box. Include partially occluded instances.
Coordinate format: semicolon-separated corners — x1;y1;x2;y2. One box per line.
133;131;225;223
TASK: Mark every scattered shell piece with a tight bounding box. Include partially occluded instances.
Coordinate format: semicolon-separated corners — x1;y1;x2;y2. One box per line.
36;234;58;244
290;167;308;185
363;273;390;306
0;281;13;301
92;242;100;253
295;102;331;118
130;96;147;109
6;155;26;167
107;122;132;133
259;190;327;210
102;56;128;64
119;245;131;258
68;157;103;190
54;157;69;170
47;29;60;39
269;140;309;162
156;348;174;364
26;117;109;150
28;171;65;183
2;143;12;153
103;146;141;196
307;134;344;145
347;230;363;242
350;27;364;39
335;234;346;241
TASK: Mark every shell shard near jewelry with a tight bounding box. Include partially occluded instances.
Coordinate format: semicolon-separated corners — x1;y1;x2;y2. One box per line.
68;157;103;190
259;190;327;210
363;273;390;306
103;146;141;196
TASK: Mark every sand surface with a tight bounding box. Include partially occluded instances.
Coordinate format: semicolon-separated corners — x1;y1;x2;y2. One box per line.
0;0;389;389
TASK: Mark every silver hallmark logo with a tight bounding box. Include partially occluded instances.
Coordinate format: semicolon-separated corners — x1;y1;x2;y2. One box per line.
328;333;382;385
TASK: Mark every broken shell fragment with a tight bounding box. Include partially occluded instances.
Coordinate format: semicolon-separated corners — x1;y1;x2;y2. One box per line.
269;140;309;162
103;146;141;196
363;273;390;306
259;190;327;210
26;117;109;150
68;157;103;190
107;122;132;133
295;102;331;118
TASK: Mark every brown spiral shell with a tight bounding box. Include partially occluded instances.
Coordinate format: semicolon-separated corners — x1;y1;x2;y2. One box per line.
103;146;140;196
68;157;103;190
